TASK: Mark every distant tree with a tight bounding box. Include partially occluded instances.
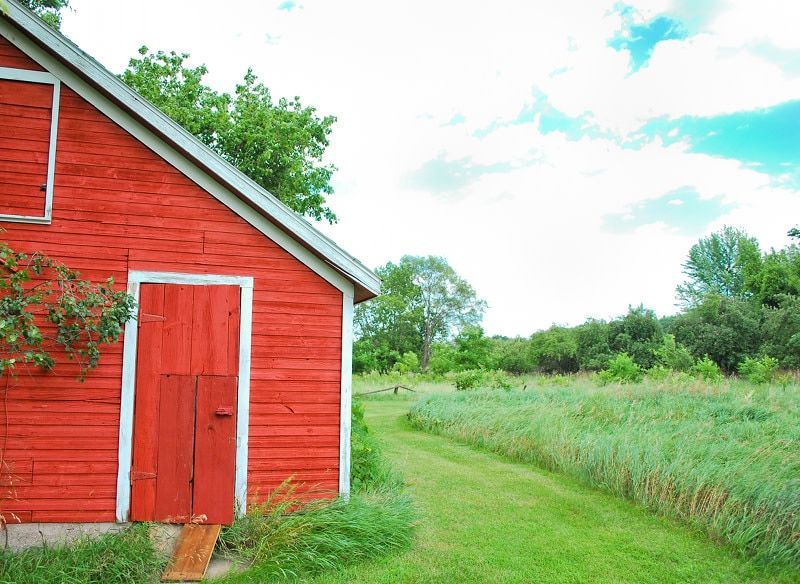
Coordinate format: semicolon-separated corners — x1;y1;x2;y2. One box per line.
18;0;69;29
676;226;761;307
575;319;613;371
608;305;664;369
453;326;492;371
746;246;800;307
489;336;535;374
788;226;800;240
760;295;800;369
529;326;579;374
354;256;485;372
671;295;761;373
121;48;337;222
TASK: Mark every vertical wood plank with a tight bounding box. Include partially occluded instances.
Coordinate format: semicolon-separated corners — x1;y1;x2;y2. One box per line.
191;285;238;375
227;286;241;376
129;283;164;521
193;375;237;525
161;285;194;375
154;374;195;523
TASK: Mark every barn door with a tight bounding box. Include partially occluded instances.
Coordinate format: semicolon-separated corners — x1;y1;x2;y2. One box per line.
129;283;240;525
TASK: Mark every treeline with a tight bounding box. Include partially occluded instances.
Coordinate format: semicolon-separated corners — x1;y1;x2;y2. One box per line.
355;226;800;378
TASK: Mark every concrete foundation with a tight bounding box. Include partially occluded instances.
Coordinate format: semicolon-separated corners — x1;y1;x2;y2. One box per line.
2;522;128;552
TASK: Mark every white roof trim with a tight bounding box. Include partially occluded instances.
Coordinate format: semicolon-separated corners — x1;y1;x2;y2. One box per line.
2;0;379;301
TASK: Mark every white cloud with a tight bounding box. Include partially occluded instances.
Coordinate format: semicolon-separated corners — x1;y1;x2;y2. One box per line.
61;0;800;335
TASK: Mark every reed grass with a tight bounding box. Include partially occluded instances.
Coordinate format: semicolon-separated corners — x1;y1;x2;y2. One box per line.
408;378;800;573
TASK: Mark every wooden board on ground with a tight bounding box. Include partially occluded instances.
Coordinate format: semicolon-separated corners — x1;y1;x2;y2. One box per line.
162;523;222;582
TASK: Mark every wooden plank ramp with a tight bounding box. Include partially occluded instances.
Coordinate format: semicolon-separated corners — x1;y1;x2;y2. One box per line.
162;524;222;582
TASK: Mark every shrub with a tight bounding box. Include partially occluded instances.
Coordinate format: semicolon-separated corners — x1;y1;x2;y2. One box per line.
529;326;579;374
391;351;419;374
453;369;485;391
486;369;515;390
653;334;694;372
691;356;723;382
646;364;671;381
738;355;779;385
597;353;643;384
350;401;398;491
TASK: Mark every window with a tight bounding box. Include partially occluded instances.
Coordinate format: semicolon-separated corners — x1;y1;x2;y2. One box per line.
0;67;60;224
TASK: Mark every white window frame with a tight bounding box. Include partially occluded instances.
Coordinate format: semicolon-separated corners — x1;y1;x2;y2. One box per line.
115;270;254;523
0;66;60;224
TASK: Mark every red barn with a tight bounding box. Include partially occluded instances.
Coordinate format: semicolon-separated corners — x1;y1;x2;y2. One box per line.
0;1;378;529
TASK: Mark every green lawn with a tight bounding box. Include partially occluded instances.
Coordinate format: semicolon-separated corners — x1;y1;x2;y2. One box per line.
309;398;791;584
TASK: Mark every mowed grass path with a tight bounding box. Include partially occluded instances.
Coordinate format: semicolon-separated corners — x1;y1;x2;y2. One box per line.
309;398;789;584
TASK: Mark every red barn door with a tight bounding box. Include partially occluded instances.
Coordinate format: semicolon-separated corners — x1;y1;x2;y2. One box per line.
130;283;240;525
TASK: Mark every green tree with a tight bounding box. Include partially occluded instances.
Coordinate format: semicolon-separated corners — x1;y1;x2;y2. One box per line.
489;336;535;374
608;305;664;369
760;295;800;368
746;246;800;307
453;326;492;371
121;48;337;222
574;319;613;371
529;326;579;374
676;226;761;307
17;0;69;29
354;256;485;372
671;295;761;373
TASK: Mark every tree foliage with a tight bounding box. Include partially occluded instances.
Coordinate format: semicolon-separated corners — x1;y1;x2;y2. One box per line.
121;48;338;222
676;226;761;307
354;256;485;372
18;0;69;29
0;240;136;378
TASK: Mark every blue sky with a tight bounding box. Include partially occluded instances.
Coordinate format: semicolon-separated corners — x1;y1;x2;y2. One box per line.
63;0;800;334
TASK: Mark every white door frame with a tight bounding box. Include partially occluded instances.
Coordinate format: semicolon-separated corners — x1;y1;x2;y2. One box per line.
115;270;254;523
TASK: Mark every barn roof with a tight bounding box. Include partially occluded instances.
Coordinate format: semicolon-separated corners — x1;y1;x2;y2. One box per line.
2;0;380;302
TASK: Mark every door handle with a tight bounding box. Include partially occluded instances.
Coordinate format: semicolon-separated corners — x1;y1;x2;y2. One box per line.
215;406;234;416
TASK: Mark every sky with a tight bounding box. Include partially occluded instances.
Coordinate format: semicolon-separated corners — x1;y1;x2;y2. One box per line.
60;0;800;336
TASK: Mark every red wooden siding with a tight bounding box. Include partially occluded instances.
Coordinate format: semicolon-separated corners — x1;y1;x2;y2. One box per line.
0;35;343;523
0;78;53;216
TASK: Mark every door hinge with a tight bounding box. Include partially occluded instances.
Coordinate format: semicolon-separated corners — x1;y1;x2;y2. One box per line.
130;470;157;481
138;313;166;326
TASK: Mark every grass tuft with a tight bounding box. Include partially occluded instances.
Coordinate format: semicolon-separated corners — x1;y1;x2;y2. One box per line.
217;485;414;582
0;523;165;584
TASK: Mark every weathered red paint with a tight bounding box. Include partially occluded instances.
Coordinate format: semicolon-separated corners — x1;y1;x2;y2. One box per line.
0;34;342;524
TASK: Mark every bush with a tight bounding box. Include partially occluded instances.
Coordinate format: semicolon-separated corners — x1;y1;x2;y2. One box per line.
646;364;671;381
691;356;724;382
391;351;419;374
350;401;399;491
486;369;515;390
738;355;779;385
654;334;694;372
529;326;579;374
453;369;485;391
597;353;643;384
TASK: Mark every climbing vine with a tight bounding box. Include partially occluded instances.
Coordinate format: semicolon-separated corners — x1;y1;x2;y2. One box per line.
0;239;136;379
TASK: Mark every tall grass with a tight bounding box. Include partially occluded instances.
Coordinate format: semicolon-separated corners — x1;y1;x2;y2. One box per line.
408;378;800;573
216;402;415;581
0;523;165;584
218;486;414;582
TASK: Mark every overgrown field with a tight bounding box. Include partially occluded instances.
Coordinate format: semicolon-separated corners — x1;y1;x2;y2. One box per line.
408;378;800;573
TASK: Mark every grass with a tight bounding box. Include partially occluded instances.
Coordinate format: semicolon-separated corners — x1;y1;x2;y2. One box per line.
216;488;414;583
215;401;415;582
0;523;165;584
407;377;800;575
308;398;790;583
